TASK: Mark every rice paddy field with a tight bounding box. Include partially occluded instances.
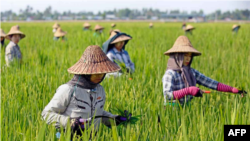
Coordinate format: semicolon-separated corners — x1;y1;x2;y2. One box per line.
1;22;250;141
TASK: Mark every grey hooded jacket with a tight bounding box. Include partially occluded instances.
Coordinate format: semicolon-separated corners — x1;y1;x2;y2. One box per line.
41;84;116;130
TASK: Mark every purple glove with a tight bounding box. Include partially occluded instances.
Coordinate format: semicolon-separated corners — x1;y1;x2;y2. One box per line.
173;86;200;100
115;110;132;125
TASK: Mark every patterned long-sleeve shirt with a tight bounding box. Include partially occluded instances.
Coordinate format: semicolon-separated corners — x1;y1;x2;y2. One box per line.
5;41;22;66
162;68;219;104
107;48;135;72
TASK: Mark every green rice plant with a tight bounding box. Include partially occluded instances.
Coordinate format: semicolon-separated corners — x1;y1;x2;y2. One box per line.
1;22;249;141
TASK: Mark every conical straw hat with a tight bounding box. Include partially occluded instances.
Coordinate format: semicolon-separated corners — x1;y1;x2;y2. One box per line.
185;25;195;31
68;45;121;74
83;22;91;28
164;36;201;56
54;28;67;37
0;29;7;37
110;32;132;44
94;25;104;31
16;25;20;30
232;24;240;30
109;29;121;36
149;23;153;27
111;23;116;27
52;23;60;28
7;25;25;39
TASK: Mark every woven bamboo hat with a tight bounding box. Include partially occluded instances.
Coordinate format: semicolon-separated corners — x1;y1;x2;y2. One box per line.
83;22;91;28
54;28;67;37
0;29;7;38
185;25;195;31
232;24;240;30
164;36;201;56
149;23;153;27
94;25;104;31
68;45;121;74
52;23;60;29
109;29;121;36
7;25;25;39
110;31;132;44
111;23;116;28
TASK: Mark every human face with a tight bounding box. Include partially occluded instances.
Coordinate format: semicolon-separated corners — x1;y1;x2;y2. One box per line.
11;34;21;44
114;41;125;51
90;73;105;83
183;53;192;66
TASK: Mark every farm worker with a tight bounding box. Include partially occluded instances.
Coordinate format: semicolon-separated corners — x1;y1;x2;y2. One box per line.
93;25;104;37
102;31;134;77
109;29;120;36
53;28;67;41
1;29;7;47
111;23;116;28
41;45;129;139
52;23;60;33
83;22;91;31
149;23;153;28
182;22;186;30
232;24;240;34
184;25;195;35
162;36;246;106
5;25;25;66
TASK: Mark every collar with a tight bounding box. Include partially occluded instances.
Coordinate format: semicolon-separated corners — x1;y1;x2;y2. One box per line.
10;41;17;46
113;47;125;53
86;88;97;93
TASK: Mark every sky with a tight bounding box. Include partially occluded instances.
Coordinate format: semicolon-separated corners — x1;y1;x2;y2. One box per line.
1;0;250;14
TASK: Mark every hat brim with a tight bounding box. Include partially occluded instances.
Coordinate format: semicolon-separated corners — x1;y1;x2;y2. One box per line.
53;25;60;28
232;25;240;30
6;31;25;39
54;32;67;37
0;34;6;38
185;27;195;31
68;61;121;75
164;46;201;56
110;35;132;44
95;27;104;31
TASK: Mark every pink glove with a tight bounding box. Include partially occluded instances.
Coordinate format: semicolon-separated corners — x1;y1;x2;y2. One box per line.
173;86;200;100
217;83;239;93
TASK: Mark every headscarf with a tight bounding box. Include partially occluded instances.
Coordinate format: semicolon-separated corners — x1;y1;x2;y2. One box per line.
167;53;196;87
67;74;106;89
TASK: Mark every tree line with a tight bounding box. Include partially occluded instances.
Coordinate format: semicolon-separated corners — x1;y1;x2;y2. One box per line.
1;5;249;21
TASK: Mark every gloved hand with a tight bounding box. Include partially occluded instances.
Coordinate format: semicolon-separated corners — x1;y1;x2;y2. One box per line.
173;86;200;100
70;117;85;137
188;86;200;96
237;89;247;97
114;110;132;125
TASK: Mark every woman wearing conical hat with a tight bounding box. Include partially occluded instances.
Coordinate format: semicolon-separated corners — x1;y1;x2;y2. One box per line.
54;27;67;41
109;29;120;36
1;29;7;47
182;22;186;30
5;25;25;66
162;36;246;106
232;24;240;34
149;23;153;28
102;31;134;77
111;23;116;28
83;22;91;31
93;25;104;37
184;25;195;35
52;23;60;33
42;45;130;139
